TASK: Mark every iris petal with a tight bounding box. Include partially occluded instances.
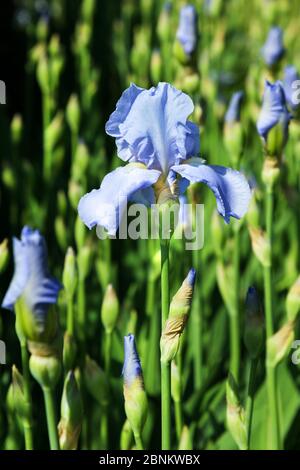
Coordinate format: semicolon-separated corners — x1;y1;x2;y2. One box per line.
257;81;291;139
171;158;251;222
78;165;161;235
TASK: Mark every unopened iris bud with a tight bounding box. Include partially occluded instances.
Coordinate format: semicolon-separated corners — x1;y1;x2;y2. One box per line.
45;112;63;153
30;354;61;389
55;216;68;251
101;284;119;334
57;190;67;216
37;55;50;95
11;114;23;144
36;16;48;42
123;334;148;441
69;180;84;210
120;419;134;450
226;373;247;450
63;332;77;371
266;321;295;368
0;239;9;274
77;245;92;281
84;355;109;407
58;371;83;450
157;2;172;42
257;81;291;159
66;94;80;134
286;276;300;322
244;287;264;359
81;0;96;22
175;5;198;63
150;49;162;84
72;141;89;180
12;365;29;423
63;248;77;300
160;269;196;364
261;27;285;69
249;227;271;268
171;361;181;404
216;262;235;316
224;91;244;166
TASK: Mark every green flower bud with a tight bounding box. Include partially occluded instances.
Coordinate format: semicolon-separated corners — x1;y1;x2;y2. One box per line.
173;40;190;66
261;157;280;189
57;190;67;216
263;121;286;158
77;245;93;281
84;355;109;407
11;114;23;144
244;287;264;359
63;248;77;299
36;17;48;42
0;239;9;274
120;419;134;450
63;332;77;371
171;361;181;404
126;309;138;336
224;122;243;167
157;4;171;42
246;190;260;229
37;55;50;95
161;269;196;364
30;354;61;389
55;216;68;252
58;371;83;450
178;425;192;450
45;112;63;154
249;227;271;267
72;141;89;180
101;284;119;334
150;49;162;84
226;373;247;450
66;94;80;135
216;262;235;316
286;276;300;322
68;180;84;211
12;365;30;424
81;0;96;22
15;298;58;344
2;165;16;190
266;320;295;368
180;73;200;95
75;215;87;251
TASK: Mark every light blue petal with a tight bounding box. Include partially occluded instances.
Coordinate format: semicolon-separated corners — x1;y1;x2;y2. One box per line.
261;27;285;67
105;82;197;174
225;91;244;123
78;165;161;235
172;158;251;222
257;81;291;138
122;334;143;387
176;5;198;55
2;227;61;315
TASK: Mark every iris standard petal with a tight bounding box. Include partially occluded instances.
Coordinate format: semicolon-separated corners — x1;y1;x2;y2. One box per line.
122;334;143;387
176;5;198;55
172;158;251;222
261;26;285;67
1;238;28;310
257;81;291;138
105;82;197;174
78;165;161;235
225;91;244;123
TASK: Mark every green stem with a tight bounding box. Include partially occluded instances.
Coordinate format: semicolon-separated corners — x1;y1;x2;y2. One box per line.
160;240;171;450
104;330;112;373
264;186;280;450
67;297;74;336
245;358;258;450
133;433;144;450
192;248;203;389
20;342;34;450
230;229;240;382
43;93;52;182
42;387;59;450
77;279;86;349
100;405;108;450
174;400;183;441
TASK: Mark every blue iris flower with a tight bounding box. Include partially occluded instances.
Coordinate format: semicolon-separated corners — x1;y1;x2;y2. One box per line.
176;5;198;56
256;80;291;142
283;65;300;112
261;27;285;67
78;82;251;235
123;334;143;388
225;91;244;123
2;227;61;320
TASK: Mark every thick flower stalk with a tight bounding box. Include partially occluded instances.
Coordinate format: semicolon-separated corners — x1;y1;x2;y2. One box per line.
123;334;147;450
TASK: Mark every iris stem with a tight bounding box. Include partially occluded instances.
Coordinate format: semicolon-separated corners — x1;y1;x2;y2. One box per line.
133;433;144;450
191;248;203;389
230;228;240;382
104;330;112;373
245;358;258;450
67;296;74;336
20;342;34;450
264;185;280;450
42;386;59;450
100;404;108;450
160;239;171;450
